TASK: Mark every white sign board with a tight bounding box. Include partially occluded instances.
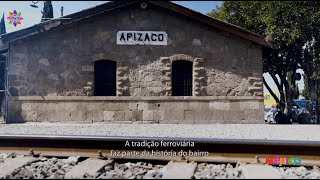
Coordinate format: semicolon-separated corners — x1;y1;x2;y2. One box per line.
117;31;167;45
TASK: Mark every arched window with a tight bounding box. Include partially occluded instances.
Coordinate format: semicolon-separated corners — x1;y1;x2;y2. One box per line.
172;60;193;96
94;60;116;96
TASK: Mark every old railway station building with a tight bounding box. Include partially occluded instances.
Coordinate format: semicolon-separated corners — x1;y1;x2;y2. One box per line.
0;1;273;124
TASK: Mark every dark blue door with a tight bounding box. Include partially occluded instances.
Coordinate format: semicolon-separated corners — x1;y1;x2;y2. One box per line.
94;60;116;96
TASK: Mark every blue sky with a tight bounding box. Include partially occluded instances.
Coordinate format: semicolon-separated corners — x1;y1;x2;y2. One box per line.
0;1;221;33
0;1;304;93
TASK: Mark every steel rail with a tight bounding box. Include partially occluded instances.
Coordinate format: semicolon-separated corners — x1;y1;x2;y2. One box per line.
0;135;320;166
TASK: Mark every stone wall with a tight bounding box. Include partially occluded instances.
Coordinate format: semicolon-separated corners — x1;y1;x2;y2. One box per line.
6;2;264;123
8;96;264;124
8;2;263;98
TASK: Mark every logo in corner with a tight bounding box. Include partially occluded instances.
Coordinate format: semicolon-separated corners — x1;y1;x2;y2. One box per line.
7;10;23;27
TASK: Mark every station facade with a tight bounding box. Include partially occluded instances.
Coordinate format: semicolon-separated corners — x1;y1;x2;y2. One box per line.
0;1;272;124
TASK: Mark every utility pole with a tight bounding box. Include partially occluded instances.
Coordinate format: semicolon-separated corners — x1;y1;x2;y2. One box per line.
61;6;64;17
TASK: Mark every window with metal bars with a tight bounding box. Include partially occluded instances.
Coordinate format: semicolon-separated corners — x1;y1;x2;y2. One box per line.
172;60;193;96
94;60;116;96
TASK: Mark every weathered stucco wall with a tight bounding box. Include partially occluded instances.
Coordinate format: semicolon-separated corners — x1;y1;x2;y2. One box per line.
8;2;263;97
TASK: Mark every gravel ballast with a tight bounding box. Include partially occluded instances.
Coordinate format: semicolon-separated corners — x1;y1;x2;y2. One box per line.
0;123;320;141
3;157;320;179
4;157;79;179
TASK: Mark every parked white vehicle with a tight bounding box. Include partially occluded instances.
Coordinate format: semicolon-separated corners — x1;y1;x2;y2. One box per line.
264;108;277;124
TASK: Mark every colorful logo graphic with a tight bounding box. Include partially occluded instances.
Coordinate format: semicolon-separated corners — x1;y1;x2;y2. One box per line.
266;156;301;165
7;10;23;27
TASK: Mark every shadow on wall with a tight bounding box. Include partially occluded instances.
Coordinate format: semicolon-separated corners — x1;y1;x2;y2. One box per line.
7;113;25;123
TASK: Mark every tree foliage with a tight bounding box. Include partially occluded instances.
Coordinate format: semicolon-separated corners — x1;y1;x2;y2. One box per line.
0;13;6;34
41;1;54;22
208;1;320;118
0;13;6;90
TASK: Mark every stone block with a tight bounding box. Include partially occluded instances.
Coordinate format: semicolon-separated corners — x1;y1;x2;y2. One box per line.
133;110;143;121
241;120;264;124
143;110;154;121
26;111;37;121
192;39;201;46
248;77;262;84
70;111;83;121
185;120;195;124
21;103;32;111
118;121;133;124
92;111;104;122
137;102;148;110
209;101;230;110
65;158;112;179
248;87;262;92
57;111;73;122
132;121;144;124
83;111;103;122
0;157;39;178
211;110;224;120
167;102;190;110
184;110;195;121
43;103;57;111
224;110;245;121
56;102;77;111
105;103;121;111
195;120;214;124
153;110;164;120
162;161;197;179
195;110;212;121
242;164;281;179
230;101;240;110
118;102;128;110
240;101;260;110
125;110;134;121
104;111;115;121
143;120;159;124
128;102;138;110
146;102;166;110
159;120;180;124
114;111;125;121
163;110;184;121
244;110;263;121
189;102;210;111
37;111;61;122
48;74;59;80
85;103;101;111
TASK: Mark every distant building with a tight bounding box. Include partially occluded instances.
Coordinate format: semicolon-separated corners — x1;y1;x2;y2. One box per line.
264;90;280;109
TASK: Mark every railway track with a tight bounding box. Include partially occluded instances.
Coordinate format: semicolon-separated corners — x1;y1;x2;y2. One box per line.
0;135;320;179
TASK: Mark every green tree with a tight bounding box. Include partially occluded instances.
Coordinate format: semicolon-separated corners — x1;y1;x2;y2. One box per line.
0;13;6;91
0;13;6;116
208;1;320;119
41;1;53;22
0;13;6;34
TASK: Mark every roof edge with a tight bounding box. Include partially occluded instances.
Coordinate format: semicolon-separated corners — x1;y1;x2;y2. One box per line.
0;1;275;49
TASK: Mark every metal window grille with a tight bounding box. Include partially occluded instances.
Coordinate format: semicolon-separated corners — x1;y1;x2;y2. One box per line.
94;60;116;96
172;60;193;96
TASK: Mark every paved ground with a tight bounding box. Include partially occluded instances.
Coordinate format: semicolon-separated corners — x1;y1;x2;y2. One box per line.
0;122;319;141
